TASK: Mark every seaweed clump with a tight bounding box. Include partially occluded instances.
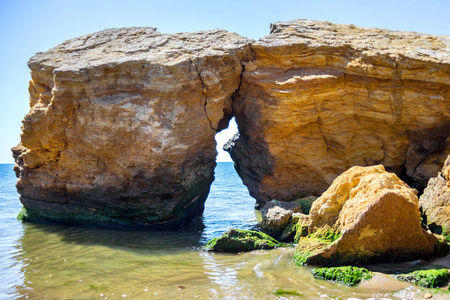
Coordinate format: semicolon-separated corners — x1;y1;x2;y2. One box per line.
204;228;280;253
273;289;303;297
394;268;450;288
311;266;373;286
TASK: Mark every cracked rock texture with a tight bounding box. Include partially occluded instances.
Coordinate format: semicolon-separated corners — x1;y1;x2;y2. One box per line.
13;27;253;228
228;19;450;205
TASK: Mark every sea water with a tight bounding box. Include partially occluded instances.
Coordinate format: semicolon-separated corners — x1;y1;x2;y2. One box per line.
0;163;439;299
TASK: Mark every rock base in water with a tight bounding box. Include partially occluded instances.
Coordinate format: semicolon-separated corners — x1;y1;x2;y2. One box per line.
13;27;253;229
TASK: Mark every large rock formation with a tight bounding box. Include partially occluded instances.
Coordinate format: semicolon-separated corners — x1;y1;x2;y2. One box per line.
13;27;253;228
13;20;450;228
420;155;450;236
228;19;450;206
294;165;445;266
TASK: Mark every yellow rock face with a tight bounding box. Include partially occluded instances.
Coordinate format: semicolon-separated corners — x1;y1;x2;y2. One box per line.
13;27;253;228
229;19;450;205
302;165;439;265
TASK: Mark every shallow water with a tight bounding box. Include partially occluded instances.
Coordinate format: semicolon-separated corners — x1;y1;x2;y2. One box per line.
0;163;447;299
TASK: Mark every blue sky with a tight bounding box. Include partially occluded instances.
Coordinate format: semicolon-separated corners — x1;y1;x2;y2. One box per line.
1;0;449;163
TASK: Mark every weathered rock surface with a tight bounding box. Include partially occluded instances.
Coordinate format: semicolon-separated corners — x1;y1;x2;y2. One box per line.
294;165;444;266
228;19;450;205
260;199;300;239
14;20;450;229
420;156;450;236
13;27;253;228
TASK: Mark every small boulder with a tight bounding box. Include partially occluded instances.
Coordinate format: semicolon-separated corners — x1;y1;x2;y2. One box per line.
420;155;450;238
295;165;444;266
261;200;300;239
204;228;280;253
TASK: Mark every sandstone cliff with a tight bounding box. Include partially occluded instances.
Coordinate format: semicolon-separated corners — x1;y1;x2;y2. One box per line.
14;20;450;228
228;19;450;205
13;27;253;228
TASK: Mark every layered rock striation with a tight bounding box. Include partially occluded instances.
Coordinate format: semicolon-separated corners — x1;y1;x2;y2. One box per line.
13;27;253;228
14;20;450;228
228;19;450;205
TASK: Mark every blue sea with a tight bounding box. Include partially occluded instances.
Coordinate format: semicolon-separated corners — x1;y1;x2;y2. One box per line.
0;163;433;299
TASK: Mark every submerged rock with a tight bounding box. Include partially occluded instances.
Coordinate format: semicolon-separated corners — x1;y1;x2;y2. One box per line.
294;165;445;266
420;156;450;237
204;228;280;252
311;266;373;287
13;27;253;228
227;19;450;206
394;268;450;288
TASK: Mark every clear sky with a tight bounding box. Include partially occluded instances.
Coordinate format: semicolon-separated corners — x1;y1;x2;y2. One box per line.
1;0;449;163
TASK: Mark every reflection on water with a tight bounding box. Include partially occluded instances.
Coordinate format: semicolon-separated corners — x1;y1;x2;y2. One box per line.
10;225;433;300
1;163;447;299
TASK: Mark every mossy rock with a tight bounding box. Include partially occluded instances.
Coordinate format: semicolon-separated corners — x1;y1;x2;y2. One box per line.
280;213;307;242
429;223;450;246
294;225;383;266
294;196;317;214
294;226;341;265
394;268;450;288
204;228;280;253
309;226;341;242
311;266;373;286
294;237;330;266
279;221;297;242
16;207;28;221
293;218;309;244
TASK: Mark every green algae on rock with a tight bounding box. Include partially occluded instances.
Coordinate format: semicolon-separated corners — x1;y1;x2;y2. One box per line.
295;196;317;215
311;266;373;287
204;228;280;253
294;225;341;266
272;289;303;297
394;269;450;288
